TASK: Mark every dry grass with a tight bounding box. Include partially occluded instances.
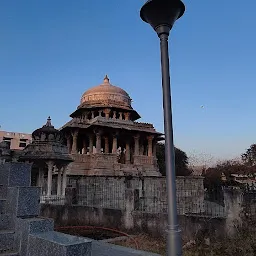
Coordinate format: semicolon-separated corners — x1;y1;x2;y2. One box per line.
111;234;198;255
111;234;166;255
111;231;256;256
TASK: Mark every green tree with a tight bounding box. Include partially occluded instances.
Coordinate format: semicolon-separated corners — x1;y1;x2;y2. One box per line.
156;143;191;176
242;144;256;166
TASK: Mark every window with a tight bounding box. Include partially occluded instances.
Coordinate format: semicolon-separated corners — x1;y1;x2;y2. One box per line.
19;142;27;148
3;137;11;147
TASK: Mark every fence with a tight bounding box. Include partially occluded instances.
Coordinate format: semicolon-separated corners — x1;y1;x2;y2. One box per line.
70;176;206;215
40;175;256;221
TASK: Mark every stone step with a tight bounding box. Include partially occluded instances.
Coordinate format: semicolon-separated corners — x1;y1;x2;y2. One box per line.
0;185;7;200
0;214;11;230
0;200;6;214
0;250;19;256
0;230;16;252
28;231;92;256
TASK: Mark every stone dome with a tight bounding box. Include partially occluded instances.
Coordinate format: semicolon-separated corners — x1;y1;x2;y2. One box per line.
20;117;72;163
32;117;62;143
80;75;132;109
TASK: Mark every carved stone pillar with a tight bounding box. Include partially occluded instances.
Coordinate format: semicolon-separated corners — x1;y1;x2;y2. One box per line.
153;140;157;157
104;136;109;153
91;111;95;118
46;161;54;196
134;135;140;156
140;144;144;156
124;112;130;121
71;130;79;154
113;111;116;119
82;138;87;154
62;166;67;196
66;134;72;154
95;132;101;153
119;112;123;120
89;134;94;154
125;141;130;163
57;167;62;196
38;167;44;188
104;109;111;119
147;135;154;157
36;172;40;187
112;135;118;153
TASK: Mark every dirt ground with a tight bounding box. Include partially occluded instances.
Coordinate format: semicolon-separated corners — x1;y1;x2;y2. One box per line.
111;234;169;255
111;234;208;256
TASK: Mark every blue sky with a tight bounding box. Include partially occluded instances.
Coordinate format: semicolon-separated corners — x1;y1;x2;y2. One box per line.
0;0;255;162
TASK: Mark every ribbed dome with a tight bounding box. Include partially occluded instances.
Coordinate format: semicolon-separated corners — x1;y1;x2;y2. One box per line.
20;117;73;163
80;75;132;109
32;117;59;140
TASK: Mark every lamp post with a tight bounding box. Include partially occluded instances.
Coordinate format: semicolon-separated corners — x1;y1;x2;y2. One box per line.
140;1;185;255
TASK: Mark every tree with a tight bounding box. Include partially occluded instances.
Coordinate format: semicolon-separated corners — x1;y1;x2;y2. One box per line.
242;144;256;166
203;159;256;190
156;143;192;176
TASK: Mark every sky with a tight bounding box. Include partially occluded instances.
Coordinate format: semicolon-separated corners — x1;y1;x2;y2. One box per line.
0;0;256;164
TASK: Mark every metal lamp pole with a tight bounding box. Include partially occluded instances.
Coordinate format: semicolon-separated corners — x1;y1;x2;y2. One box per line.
140;1;185;255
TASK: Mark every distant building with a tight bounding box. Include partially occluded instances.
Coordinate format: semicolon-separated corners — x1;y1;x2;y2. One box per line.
0;130;32;150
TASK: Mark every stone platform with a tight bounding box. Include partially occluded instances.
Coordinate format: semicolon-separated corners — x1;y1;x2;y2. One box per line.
0;163;160;256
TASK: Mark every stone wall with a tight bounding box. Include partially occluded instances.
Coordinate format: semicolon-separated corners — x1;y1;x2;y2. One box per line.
40;185;254;241
40;179;256;240
67;176;205;215
40;204;226;242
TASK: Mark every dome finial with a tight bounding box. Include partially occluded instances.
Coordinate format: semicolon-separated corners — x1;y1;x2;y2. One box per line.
46;116;52;127
103;75;109;83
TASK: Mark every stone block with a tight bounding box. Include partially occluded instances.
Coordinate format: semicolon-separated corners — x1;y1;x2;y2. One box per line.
16;217;54;256
28;231;92;256
90;240;161;256
0;230;16;252
0;184;7;199
0;214;11;230
6;187;40;217
0;163;32;187
0;199;6;214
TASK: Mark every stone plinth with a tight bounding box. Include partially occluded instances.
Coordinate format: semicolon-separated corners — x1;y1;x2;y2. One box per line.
0;163;32;187
28;231;92;256
16;217;54;256
6;187;41;217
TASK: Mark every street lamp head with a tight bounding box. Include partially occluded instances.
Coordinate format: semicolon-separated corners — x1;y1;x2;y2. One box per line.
140;0;185;36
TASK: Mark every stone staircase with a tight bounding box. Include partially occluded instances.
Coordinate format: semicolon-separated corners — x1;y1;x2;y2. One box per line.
0;163;160;256
0;170;19;256
0;163;91;256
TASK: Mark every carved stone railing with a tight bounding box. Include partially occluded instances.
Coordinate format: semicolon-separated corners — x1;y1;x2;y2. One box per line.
71;154;91;163
71;154;91;169
133;155;155;166
90;153;118;169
